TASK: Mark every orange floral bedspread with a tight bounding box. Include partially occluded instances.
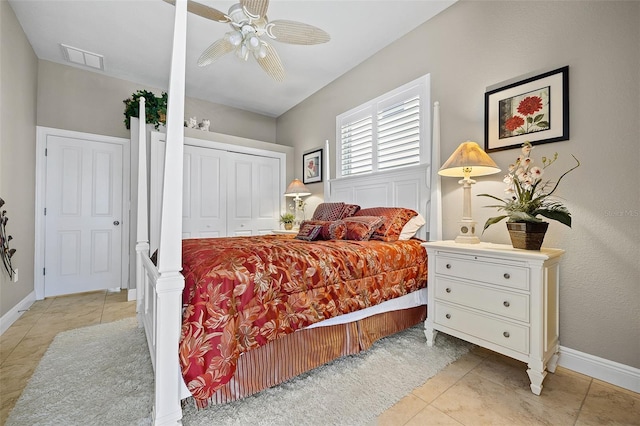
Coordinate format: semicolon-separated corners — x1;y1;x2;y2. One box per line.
179;235;427;406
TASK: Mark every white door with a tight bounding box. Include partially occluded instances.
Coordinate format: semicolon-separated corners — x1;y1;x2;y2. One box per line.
44;135;124;297
227;153;280;236
182;145;227;239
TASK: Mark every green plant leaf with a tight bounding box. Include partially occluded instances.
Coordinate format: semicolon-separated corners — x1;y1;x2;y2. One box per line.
534;114;544;122
477;193;507;203
537;121;550;128
536;209;572;227
482;215;507;232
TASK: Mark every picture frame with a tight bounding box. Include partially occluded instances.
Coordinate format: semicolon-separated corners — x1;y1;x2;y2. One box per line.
302;149;322;184
485;66;569;152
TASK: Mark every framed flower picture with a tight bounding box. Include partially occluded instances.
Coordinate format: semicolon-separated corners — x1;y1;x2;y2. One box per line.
303;148;322;184
484;66;569;152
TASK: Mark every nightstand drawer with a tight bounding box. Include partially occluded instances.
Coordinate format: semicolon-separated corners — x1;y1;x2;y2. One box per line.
434;302;529;354
435;255;529;290
435;278;529;322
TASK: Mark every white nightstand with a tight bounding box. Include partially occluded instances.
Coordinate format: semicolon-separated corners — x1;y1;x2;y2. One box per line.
423;240;564;395
271;229;298;235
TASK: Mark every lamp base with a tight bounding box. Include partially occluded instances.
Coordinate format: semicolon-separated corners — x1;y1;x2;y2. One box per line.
454;219;480;244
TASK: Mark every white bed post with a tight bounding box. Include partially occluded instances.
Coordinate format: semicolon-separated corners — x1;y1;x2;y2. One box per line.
153;0;187;424
429;101;442;241
136;97;149;320
324;139;331;201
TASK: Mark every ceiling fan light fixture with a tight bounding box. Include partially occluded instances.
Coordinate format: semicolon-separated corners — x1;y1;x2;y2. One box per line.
181;0;330;81
225;31;243;47
247;34;260;49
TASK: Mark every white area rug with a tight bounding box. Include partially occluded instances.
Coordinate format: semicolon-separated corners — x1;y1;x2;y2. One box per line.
7;317;472;426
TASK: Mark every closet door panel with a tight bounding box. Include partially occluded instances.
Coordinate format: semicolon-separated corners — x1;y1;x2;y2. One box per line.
183;145;227;239
227;153;280;236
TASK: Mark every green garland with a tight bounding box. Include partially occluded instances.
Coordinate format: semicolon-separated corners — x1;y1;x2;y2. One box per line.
123;90;168;130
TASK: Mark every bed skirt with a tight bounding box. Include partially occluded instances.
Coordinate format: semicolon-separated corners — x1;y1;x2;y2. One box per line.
191;305;427;406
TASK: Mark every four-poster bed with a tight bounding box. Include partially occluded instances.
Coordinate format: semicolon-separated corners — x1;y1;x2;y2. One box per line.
135;1;442;424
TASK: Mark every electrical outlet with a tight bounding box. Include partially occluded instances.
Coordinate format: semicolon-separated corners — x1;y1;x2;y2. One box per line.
12;269;18;283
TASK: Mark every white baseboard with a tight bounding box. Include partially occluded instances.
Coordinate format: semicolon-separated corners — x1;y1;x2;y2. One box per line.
127;288;136;302
0;291;36;335
559;345;640;393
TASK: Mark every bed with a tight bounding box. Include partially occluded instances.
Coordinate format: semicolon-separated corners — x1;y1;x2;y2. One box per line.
134;2;443;424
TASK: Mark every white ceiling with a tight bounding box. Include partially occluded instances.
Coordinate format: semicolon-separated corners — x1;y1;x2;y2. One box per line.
9;0;455;117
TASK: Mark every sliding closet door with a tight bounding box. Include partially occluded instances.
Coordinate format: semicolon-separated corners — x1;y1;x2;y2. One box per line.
182;145;227;238
151;135;282;244
227;152;280;236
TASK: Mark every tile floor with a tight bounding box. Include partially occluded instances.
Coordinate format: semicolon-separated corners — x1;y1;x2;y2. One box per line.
1;291;638;425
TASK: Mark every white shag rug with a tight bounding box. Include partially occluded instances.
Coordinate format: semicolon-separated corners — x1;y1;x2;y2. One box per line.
7;317;472;426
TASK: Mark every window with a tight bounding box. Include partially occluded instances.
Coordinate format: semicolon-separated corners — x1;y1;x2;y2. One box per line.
337;75;430;178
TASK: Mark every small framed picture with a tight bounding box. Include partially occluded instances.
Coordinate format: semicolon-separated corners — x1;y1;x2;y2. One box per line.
303;149;322;184
485;66;569;152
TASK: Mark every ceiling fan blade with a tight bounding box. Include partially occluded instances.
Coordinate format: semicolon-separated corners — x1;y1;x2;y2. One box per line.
163;0;229;23
198;39;235;67
241;0;269;19
268;20;330;45
256;43;285;82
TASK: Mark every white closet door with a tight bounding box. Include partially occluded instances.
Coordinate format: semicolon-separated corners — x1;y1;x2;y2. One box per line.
182;145;227;239
227;152;280;236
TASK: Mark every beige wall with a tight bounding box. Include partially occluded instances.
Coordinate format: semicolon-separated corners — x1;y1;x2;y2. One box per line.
0;0;38;316
278;1;640;368
37;60;278;143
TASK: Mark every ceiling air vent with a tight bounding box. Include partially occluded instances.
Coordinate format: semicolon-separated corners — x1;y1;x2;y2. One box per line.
60;44;104;71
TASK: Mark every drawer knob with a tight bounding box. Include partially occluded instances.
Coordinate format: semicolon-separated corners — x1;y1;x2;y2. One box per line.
446;288;452;293
503;273;511;279
503;301;510;307
445;313;451;319
446;263;452;269
503;331;510;338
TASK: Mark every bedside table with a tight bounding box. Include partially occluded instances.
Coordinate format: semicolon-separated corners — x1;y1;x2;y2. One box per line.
271;229;298;235
423;240;564;395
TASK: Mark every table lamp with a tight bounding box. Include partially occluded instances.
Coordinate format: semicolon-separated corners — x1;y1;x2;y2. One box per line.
284;178;312;226
438;141;500;243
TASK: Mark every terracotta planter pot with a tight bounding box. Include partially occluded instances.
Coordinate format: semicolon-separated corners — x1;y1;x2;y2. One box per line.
506;222;549;250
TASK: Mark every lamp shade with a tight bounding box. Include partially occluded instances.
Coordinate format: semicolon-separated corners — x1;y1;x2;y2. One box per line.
438;141;500;177
284;179;311;197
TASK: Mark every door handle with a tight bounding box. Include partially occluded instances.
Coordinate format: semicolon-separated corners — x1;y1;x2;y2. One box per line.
113;220;120;226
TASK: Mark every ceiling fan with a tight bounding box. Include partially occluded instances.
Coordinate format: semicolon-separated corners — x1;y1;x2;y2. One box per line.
165;0;331;81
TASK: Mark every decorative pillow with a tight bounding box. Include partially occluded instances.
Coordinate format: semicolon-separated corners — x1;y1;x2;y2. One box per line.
339;204;361;219
342;216;385;241
295;223;323;241
299;220;347;240
399;213;426;240
355;207;418;242
311;202;346;221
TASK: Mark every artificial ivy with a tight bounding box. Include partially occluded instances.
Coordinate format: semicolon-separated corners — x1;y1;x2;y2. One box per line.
123;90;168;130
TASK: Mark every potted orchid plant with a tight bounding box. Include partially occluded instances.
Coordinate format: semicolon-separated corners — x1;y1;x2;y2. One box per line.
478;141;580;249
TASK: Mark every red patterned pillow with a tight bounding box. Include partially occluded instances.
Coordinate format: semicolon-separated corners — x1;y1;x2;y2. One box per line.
311;202;346;221
295;223;323;241
342;216;385;241
354;207;418;242
299;220;347;240
339;204;361;219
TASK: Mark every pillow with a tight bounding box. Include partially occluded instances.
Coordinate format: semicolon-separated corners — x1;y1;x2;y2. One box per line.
311;202;345;221
355;207;418;242
299;220;347;240
339;204;361;219
399;213;426;240
342;216;385;241
295;223;322;241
